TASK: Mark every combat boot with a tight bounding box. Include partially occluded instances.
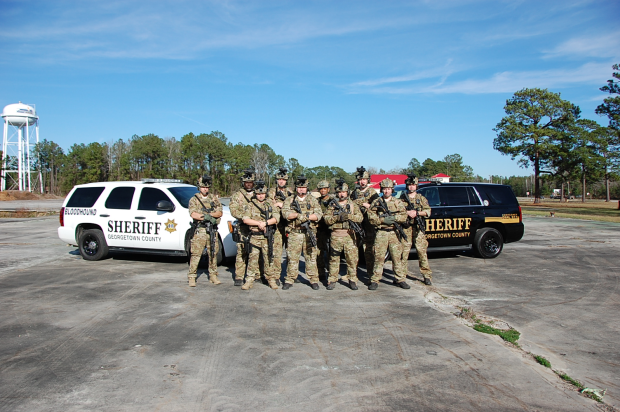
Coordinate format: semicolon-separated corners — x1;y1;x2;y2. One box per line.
311;283;320;290
188;277;196;287
234;279;243;286
268;278;279;290
423;277;432;286
394;280;410;289
368;282;378;290
326;282;336;290
241;278;254;290
209;275;222;285
282;282;292;290
349;281;358;290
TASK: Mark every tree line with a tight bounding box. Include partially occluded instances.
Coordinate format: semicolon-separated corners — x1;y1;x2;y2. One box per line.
494;64;620;203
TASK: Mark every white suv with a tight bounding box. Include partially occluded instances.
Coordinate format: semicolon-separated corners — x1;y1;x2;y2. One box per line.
57;179;237;264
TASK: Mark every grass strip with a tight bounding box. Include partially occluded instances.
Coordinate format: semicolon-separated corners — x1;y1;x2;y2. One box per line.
557;372;584;389
473;324;520;344
533;355;551;368
521;210;620;223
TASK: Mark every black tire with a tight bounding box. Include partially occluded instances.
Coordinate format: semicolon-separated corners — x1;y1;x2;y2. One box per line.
78;229;109;261
473;227;503;259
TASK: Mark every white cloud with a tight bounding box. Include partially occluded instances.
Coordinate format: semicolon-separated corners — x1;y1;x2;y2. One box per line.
543;31;620;59
352;62;614;95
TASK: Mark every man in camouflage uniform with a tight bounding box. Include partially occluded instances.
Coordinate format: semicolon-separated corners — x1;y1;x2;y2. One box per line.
350;166;379;273
323;179;363;290
240;181;281;290
229;168;255;286
281;175;323;290
187;175;223;287
399;174;433;285
367;178;410;290
316;180;333;281
267;167;294;282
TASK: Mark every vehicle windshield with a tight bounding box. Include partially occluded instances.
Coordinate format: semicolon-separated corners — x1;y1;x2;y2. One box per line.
168;186;199;208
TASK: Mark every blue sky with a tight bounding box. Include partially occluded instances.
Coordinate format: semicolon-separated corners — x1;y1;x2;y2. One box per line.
1;0;618;178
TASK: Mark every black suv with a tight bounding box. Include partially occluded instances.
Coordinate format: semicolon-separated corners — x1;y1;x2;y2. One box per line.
393;182;524;258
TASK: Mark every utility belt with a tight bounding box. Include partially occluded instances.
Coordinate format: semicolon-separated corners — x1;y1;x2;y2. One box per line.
196;221;218;230
378;227;395;232
331;228;353;237
288;227;310;234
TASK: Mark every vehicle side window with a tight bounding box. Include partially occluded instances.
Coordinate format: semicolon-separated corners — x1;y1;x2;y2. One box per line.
138;188;172;211
480;186;518;206
438;187;468;206
105;187;135;210
418;187;440;206
438;186;481;206
467;187;482;205
66;187;105;207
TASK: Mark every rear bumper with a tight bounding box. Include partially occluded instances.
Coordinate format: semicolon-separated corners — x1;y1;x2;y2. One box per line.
505;223;524;243
58;226;76;245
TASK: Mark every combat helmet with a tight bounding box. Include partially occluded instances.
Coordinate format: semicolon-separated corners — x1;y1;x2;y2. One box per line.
380;178;395;188
197;175;212;188
294;174;309;188
275;167;289;180
334;177;349;192
241;167;256;182
355;166;370;180
405;173;419;185
254;180;268;194
317;180;330;190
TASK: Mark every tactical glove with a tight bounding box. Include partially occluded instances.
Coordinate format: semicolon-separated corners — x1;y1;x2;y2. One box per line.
203;214;217;224
339;212;349;222
382;216;396;225
297;213;308;223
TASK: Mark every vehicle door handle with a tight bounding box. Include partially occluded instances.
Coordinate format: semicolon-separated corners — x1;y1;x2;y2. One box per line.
99;214;110;217
135;216;146;220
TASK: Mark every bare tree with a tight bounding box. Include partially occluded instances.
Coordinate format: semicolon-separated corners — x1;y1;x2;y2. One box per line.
251;148;269;181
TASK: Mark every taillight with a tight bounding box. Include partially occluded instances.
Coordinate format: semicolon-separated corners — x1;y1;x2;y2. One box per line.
518;205;522;223
227;221;234;233
59;207;64;226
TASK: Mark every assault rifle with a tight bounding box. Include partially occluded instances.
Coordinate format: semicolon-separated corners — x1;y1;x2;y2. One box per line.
402;194;426;234
291;198;318;247
276;189;289;201
328;198;365;238
191;199;218;262
375;197;408;242
253;200;275;263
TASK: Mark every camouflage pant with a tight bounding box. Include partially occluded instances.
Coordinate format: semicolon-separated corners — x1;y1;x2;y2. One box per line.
284;231;319;284
188;228;219;279
317;229;330;275
357;230;375;271
234;241;247;280
272;229;285;276
372;230;406;283
401;226;432;278
246;235;279;281
328;231;359;283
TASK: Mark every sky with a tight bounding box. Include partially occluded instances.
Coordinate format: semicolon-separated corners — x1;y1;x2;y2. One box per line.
0;0;618;178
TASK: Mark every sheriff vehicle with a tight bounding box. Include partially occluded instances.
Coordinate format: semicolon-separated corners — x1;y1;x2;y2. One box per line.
393;182;524;258
58;179;237;264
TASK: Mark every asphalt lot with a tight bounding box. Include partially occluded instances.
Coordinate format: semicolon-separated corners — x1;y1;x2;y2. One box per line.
0;215;618;411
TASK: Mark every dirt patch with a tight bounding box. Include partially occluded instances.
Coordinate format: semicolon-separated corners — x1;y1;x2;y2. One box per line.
0;191;64;201
0;210;58;218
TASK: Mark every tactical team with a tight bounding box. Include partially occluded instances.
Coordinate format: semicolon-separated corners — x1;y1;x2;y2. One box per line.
188;167;433;291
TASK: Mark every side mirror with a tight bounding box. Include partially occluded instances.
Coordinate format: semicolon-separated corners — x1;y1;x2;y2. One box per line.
156;200;175;212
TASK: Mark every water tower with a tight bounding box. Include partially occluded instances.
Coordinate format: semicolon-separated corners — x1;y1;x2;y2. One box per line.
1;102;42;192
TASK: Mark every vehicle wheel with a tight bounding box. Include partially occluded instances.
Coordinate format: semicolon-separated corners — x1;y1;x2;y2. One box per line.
473;227;503;259
78;229;109;261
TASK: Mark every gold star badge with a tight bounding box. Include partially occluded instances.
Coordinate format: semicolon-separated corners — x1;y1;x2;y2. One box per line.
164;219;178;233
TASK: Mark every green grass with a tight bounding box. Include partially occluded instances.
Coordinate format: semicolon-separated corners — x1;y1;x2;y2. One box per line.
473;324;520;344
557;372;584;389
534;355;551;368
